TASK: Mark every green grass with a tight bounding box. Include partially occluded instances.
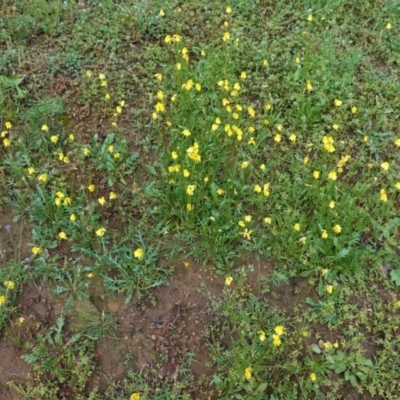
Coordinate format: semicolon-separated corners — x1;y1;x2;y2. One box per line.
1;0;400;398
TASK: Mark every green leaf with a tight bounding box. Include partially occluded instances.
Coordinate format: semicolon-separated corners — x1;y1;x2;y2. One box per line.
310;344;322;354
390;268;400;286
256;383;268;393
213;375;223;387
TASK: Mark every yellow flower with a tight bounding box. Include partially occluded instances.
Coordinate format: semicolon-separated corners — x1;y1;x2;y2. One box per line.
386;22;392;30
86;273;94;278
272;334;281;346
182;129;191;137
3;138;11;147
329;201;335;209
244;366;252;380
68;133;75;141
98;197;106;206
4;281;15;290
105;93;110;100
299;236;307;244
32;246;41;255
322;136;335;153
333;224;341;234
274;325;285;336
263;59;268;66
50;135;58;144
109;192;117;200
324;341;332;350
186;185;196;196
226;6;232;14
244;215;252;223
101;80;107;87
114;153;120;159
41;124;49;132
195;83;201;91
260;163;266;171
247;107;256;118
395;182;400;190
240;71;247;80
258;330;266;341
99;73;106;80
328;171;337;181
171;151;178;160
5;121;12;129
334;99;342;107
187;203;193;211
85;70;92;78
274;134;281;142
264;217;272;224
321;230;328;239
183;169;190;178
225;276;233;286
96;227;106;237
313;171;320;179
248;137;256;145
38;173;47;183
381;162;389;171
380;189;387;202
58;231;68;240
0;296;6;306
395;138;400;147
310;373;316;381
88;184;95;192
307;14;313;22
303;156;309;164
222;32;231;42
107;145;114;153
70;214;76;222
63;197;71;206
168;165;180;173
130;393;140;400
254;184;262;193
155;73;163;81
216;188;225;195
326;285;333;294
289;133;297;142
306;80;313;91
154;102;164;113
294;223;300;232
321;268;329;276
240;229;253;240
263;183;270;197
332;124;340;131
238;220;245;227
351;106;358;114
134;248;144;260
295;57;300;64
83;147;90;155
159;9;165;16
241;161;249;169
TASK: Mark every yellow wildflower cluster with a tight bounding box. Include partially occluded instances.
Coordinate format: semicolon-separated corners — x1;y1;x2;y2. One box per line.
187;142;201;162
322;136;335;153
54;191;71;207
164;34;182;44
